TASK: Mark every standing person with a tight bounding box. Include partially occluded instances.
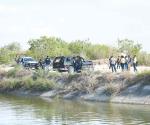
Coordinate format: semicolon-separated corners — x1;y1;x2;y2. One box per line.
133;55;138;72
44;56;51;70
120;56;125;71
125;56;129;70
75;56;82;72
16;56;21;64
72;57;76;72
38;59;44;69
127;55;132;71
110;56;117;72
109;56;113;69
116;56;121;69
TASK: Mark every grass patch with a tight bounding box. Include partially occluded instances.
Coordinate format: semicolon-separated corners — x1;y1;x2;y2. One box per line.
137;70;150;78
7;65;22;78
0;67;57;92
32;69;61;80
7;67;31;78
0;77;56;92
104;83;119;96
47;72;61;79
23;77;56;92
125;70;150;87
0;79;22;91
67;73;81;83
0;70;7;79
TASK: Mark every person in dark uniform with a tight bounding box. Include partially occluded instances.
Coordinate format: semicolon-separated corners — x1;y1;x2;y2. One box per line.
44;56;51;70
75;56;82;72
116;56;121;69
38;59;44;69
45;56;51;65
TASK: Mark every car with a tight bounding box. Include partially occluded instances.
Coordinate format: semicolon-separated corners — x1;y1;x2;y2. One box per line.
19;56;39;69
53;56;93;73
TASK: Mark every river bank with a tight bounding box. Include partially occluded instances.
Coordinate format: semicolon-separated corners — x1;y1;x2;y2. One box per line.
0;65;150;105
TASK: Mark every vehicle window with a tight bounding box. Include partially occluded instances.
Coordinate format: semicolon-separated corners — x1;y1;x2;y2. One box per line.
66;58;71;62
55;58;61;63
24;58;34;61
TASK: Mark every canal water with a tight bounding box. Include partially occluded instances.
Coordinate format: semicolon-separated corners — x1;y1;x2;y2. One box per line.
0;94;150;125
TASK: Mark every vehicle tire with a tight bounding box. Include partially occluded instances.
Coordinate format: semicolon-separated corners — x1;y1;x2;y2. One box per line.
68;66;74;74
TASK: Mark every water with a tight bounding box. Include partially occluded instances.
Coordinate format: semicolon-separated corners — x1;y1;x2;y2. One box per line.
0;94;150;125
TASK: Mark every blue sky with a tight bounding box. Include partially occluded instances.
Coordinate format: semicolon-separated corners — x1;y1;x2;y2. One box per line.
0;0;150;52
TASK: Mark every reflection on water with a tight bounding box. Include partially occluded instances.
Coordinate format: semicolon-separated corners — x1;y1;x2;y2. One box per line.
0;94;150;125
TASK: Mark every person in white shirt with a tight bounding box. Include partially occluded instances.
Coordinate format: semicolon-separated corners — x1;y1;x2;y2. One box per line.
110;56;117;72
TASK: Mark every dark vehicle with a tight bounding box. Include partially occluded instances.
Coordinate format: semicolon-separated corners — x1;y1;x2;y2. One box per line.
53;56;93;73
19;57;39;69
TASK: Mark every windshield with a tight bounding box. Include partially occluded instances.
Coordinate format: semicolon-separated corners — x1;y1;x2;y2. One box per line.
24;57;34;61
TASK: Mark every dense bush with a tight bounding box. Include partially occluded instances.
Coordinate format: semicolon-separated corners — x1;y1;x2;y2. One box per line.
27;36;71;59
0;42;20;64
27;36;119;60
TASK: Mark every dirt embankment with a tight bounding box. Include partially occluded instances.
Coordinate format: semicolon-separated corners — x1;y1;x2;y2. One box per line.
40;72;150;105
0;65;150;105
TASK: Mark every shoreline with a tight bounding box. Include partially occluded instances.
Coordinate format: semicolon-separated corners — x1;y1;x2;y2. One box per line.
1;88;150;105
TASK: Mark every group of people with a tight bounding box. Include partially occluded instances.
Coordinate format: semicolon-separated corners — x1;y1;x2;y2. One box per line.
109;55;138;72
38;56;51;70
38;56;83;72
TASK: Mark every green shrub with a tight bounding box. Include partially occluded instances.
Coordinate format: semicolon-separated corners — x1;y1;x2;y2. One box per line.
0;42;20;64
0;76;56;92
0;79;22;91
31;78;55;91
137;70;150;77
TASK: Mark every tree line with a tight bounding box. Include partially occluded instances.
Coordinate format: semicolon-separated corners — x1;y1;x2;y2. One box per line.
0;36;150;65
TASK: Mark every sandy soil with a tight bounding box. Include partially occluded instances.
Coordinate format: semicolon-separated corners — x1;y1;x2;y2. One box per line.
93;64;150;74
0;64;14;72
1;63;150;74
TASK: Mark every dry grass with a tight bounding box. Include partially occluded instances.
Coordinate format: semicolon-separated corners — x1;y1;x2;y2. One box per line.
1;65;149;95
104;82;124;96
0;67;57;92
0;77;56;92
0;70;7;79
